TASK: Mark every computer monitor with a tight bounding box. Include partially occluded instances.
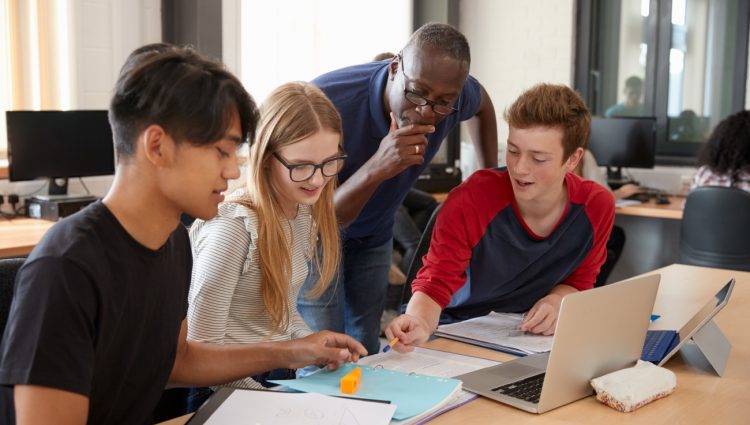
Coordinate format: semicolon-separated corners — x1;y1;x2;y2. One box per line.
6;110;115;196
587;116;656;183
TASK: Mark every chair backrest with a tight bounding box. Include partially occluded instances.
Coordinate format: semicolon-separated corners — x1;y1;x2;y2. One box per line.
0;257;26;339
401;203;442;305
680;186;750;271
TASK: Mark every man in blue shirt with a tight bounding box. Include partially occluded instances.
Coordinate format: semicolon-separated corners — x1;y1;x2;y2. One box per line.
298;23;498;354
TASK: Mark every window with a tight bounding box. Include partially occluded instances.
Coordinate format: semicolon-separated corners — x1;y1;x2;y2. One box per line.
238;0;412;104
1;0;75;160
576;0;749;165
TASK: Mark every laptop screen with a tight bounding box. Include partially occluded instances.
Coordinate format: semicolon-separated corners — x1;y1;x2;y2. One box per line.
661;279;735;363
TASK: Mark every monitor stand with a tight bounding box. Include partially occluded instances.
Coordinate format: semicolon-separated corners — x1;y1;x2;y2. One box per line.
680;319;731;376
33;177;96;203
48;177;69;196
606;166;638;189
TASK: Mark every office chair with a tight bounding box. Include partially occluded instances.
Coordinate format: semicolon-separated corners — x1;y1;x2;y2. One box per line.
0;257;25;339
400;203;442;305
680;186;750;272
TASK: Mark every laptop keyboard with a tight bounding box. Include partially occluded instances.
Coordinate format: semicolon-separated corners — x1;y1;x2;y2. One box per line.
491;373;545;404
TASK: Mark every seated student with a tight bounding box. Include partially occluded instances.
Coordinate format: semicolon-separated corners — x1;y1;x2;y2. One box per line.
187;81;347;389
691;110;750;193
385;84;615;351
0;45;365;424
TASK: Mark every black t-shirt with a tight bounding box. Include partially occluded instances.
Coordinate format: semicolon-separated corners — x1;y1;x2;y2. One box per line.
0;201;191;424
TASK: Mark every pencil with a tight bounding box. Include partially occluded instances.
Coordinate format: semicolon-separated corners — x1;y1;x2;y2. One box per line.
382;337;399;352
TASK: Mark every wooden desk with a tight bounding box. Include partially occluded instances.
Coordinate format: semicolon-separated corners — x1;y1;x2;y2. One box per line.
615;195;684;220
425;264;749;424
0;217;54;257
161;264;749;425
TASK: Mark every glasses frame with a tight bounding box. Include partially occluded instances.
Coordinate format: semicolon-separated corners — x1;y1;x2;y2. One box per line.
398;53;459;116
272;151;348;182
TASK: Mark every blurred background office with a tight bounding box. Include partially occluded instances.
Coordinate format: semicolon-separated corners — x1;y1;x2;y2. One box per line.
1;0;749;280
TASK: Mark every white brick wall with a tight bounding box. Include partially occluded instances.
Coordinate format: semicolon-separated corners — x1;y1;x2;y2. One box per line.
459;0;577;167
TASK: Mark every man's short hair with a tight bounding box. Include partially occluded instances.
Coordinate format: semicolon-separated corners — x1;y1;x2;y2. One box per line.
405;22;470;65
504;84;591;160
625;75;643;90
109;45;259;158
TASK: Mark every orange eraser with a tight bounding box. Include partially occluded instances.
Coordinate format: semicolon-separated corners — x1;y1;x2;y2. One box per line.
340;367;362;394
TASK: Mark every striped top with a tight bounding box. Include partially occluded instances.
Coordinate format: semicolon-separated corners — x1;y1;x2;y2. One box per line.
691;165;750;193
187;190;314;389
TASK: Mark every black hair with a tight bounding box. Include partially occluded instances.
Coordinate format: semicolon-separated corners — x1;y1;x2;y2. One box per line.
624;75;643;89
406;22;470;65
697;110;750;176
109;44;259;158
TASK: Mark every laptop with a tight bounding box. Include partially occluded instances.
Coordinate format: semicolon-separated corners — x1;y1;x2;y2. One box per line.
456;274;660;414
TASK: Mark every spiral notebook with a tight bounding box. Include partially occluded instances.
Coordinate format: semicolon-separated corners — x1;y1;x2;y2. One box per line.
269;363;462;421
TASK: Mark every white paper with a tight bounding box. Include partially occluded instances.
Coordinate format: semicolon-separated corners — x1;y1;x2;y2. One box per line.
616;199;643;208
203;390;396;425
434;312;553;354
358;346;499;378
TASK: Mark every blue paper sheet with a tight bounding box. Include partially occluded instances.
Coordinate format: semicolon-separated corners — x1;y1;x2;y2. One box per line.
269;363;461;420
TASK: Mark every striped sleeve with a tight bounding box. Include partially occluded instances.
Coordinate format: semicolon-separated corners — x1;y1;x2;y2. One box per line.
187;216;251;342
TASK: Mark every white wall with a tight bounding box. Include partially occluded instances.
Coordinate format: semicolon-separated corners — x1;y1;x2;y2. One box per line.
459;0;577;169
0;0;160;214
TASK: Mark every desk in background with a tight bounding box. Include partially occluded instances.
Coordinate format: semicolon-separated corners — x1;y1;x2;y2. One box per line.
161;264;749;425
610;196;685;283
0;217;54;257
616;195;684;220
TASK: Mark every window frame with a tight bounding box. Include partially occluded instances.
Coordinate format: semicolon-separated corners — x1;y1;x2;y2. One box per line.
575;0;750;166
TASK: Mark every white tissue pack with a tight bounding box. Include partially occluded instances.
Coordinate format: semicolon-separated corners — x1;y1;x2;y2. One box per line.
590;360;676;412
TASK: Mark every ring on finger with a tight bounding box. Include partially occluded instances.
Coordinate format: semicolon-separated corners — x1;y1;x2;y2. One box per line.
415;145;420;154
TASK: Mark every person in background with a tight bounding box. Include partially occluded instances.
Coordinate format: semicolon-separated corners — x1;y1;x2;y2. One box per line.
604;75;644;118
385;84;615;352
0;45;365;425
298;22;498;354
187;82;350;389
692;110;750;193
575;150;638;285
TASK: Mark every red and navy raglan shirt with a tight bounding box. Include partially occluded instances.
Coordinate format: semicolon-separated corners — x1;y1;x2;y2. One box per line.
412;168;615;321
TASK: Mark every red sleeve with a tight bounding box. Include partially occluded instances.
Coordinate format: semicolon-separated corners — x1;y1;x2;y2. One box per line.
411;170;507;308
560;184;615;291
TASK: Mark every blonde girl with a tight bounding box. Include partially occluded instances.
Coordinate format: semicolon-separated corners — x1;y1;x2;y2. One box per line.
187;81;346;389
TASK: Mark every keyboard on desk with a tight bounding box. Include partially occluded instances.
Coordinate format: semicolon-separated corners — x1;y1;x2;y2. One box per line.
491;373;545;404
624;192;652;203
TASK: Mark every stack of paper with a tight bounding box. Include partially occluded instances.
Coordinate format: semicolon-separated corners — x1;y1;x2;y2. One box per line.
434;312;553;356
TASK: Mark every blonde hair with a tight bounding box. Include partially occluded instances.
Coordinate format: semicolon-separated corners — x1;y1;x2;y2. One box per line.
230;81;342;334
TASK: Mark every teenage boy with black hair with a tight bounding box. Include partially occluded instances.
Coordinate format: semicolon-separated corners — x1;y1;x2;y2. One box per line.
0;44;365;425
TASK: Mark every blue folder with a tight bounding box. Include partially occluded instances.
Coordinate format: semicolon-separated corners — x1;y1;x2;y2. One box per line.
269;363;461;421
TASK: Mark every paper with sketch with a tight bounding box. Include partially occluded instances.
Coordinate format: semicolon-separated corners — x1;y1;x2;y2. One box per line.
269;363;461;421
201;390;396;425
358;347;500;425
358;346;499;378
434;312;553;355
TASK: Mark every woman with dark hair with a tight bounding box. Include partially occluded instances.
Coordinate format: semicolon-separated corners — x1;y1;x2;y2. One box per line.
692;110;750;193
